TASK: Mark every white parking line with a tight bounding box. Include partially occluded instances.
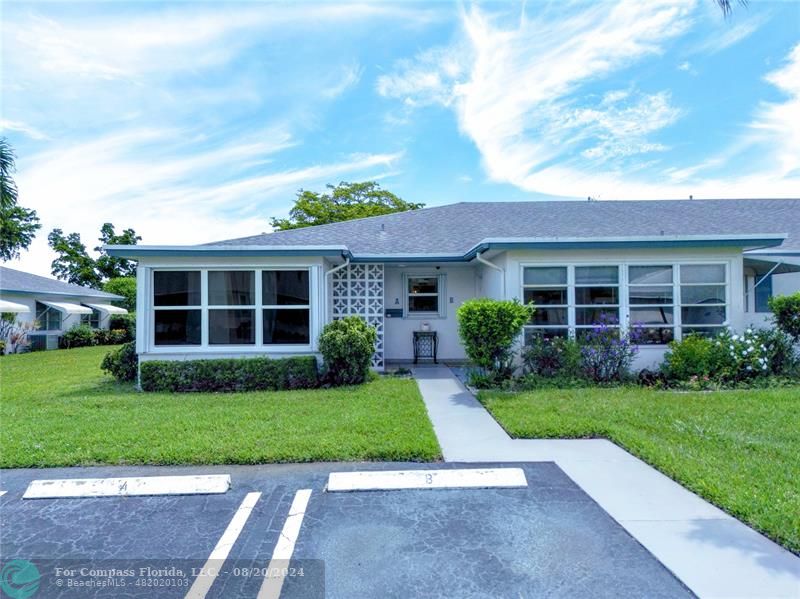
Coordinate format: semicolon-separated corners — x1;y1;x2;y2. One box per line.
0;491;6;497
184;491;262;599
257;489;312;599
327;467;528;492
22;475;231;499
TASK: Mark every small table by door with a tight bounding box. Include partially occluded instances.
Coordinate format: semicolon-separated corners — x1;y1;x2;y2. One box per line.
413;331;438;364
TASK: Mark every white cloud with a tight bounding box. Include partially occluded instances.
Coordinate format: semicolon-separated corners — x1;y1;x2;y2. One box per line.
376;46;468;107
0;119;49;141
322;63;363;99
690;14;768;55
10;126;402;276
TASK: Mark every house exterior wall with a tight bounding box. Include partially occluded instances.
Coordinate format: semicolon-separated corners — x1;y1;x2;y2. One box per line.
743;270;800;328
503;246;745;370
383;265;477;362
135;256;325;363
1;291;116;338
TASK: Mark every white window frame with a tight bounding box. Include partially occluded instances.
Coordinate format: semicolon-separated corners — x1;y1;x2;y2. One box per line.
678;263;729;337
520;260;731;345
149;267;315;352
521;266;569;338
207;269;257;346
627;264;676;345
403;273;446;319
574;265;621;338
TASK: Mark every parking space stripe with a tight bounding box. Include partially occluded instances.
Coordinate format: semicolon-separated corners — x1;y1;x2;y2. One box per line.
327;467;528;492
0;491;6;497
257;489;312;599
22;475;231;499
184;491;262;599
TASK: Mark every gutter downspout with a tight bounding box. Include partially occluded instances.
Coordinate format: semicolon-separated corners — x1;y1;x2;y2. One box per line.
476;250;505;300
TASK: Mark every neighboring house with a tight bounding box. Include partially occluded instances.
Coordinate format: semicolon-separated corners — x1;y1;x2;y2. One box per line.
0;267;128;350
106;199;800;371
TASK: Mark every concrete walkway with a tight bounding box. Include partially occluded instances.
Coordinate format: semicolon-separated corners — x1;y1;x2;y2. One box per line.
413;364;800;599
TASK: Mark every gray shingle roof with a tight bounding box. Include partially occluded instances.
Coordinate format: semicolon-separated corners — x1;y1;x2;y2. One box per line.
210;198;800;256
0;267;122;299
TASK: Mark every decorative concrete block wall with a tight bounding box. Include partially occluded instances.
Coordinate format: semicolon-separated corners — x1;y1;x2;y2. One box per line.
332;263;384;369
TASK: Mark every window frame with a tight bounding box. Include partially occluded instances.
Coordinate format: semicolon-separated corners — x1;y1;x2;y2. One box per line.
35;301;62;332
520;260;730;346
521;266;569;339
81;307;102;329
403;273;446;319
149;267;314;351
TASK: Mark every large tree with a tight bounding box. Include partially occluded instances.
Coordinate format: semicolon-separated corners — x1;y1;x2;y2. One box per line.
0;137;41;261
270;181;424;231
48;223;141;288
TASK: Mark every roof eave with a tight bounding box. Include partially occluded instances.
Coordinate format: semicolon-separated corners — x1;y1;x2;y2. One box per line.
0;289;124;300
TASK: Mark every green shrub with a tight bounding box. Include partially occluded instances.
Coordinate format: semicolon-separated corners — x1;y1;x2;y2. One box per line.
521;335;582;378
457;298;534;379
710;328;771;384
769;292;800;341
101;342;138;382
752;327;798;376
139;356;319;392
93;328;129;345
109;313;136;341
60;324;96;349
318;316;377;385
662;334;716;381
578;318;640;383
103;277;137;312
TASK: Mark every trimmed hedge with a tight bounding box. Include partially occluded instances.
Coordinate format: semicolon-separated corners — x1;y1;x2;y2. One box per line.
139;356;319;392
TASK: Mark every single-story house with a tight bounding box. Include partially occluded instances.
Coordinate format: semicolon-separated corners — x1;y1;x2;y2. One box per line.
0;266;128;350
106;198;800;371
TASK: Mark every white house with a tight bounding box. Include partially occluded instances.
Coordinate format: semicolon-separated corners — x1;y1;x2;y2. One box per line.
105;199;800;371
0;266;128;350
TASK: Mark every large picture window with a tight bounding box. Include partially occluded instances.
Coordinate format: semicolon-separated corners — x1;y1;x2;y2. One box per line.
208;271;255;345
263;270;310;344
152;269;312;348
522;262;728;345
153;271;201;345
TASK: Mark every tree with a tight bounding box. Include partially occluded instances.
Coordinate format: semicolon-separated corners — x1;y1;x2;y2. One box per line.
94;223;141;280
48;223;141;288
715;0;747;17
102;277;137;312
270;181;424;231
0;137;41;261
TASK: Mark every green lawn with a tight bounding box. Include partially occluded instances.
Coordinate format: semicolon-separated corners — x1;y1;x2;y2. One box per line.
0;346;441;467
480;386;800;554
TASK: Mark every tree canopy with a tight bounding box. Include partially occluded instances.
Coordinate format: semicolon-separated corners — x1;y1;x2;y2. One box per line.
0;137;41;261
270;181;424;231
48;223;141;288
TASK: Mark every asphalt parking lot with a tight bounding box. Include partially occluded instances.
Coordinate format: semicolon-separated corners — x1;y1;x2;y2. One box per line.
0;462;692;598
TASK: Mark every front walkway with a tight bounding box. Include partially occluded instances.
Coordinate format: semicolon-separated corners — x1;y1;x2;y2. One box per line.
412;364;800;599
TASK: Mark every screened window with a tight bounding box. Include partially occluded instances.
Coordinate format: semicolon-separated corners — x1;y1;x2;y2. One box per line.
522;267;568;340
81;308;102;329
263;270;310;344
628;265;674;345
35;301;62;331
574;266;619;339
153;271;201;346
680;264;727;337
406;276;442;315
209;271;255;345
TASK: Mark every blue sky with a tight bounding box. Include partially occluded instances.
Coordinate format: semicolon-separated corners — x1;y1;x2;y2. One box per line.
2;1;799;276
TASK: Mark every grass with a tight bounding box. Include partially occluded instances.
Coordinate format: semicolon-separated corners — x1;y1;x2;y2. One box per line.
0;346;441;467
480;386;800;554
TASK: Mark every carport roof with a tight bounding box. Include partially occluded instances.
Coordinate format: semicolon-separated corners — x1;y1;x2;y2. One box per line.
105;198;800;261
0;266;123;299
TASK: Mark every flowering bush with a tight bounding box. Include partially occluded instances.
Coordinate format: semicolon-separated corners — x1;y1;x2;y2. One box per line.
712;328;771;383
521;335;581;378
579;316;641;383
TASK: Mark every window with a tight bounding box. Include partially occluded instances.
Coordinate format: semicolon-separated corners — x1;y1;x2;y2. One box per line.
522;262;729;345
35;301;62;331
153;271;201;346
575;266;619;339
81;308;101;329
522;267;568;340
262;270;310;344
628;265;674;345
754;274;772;313
406;275;444;317
680;264;727;337
208;271;255;345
